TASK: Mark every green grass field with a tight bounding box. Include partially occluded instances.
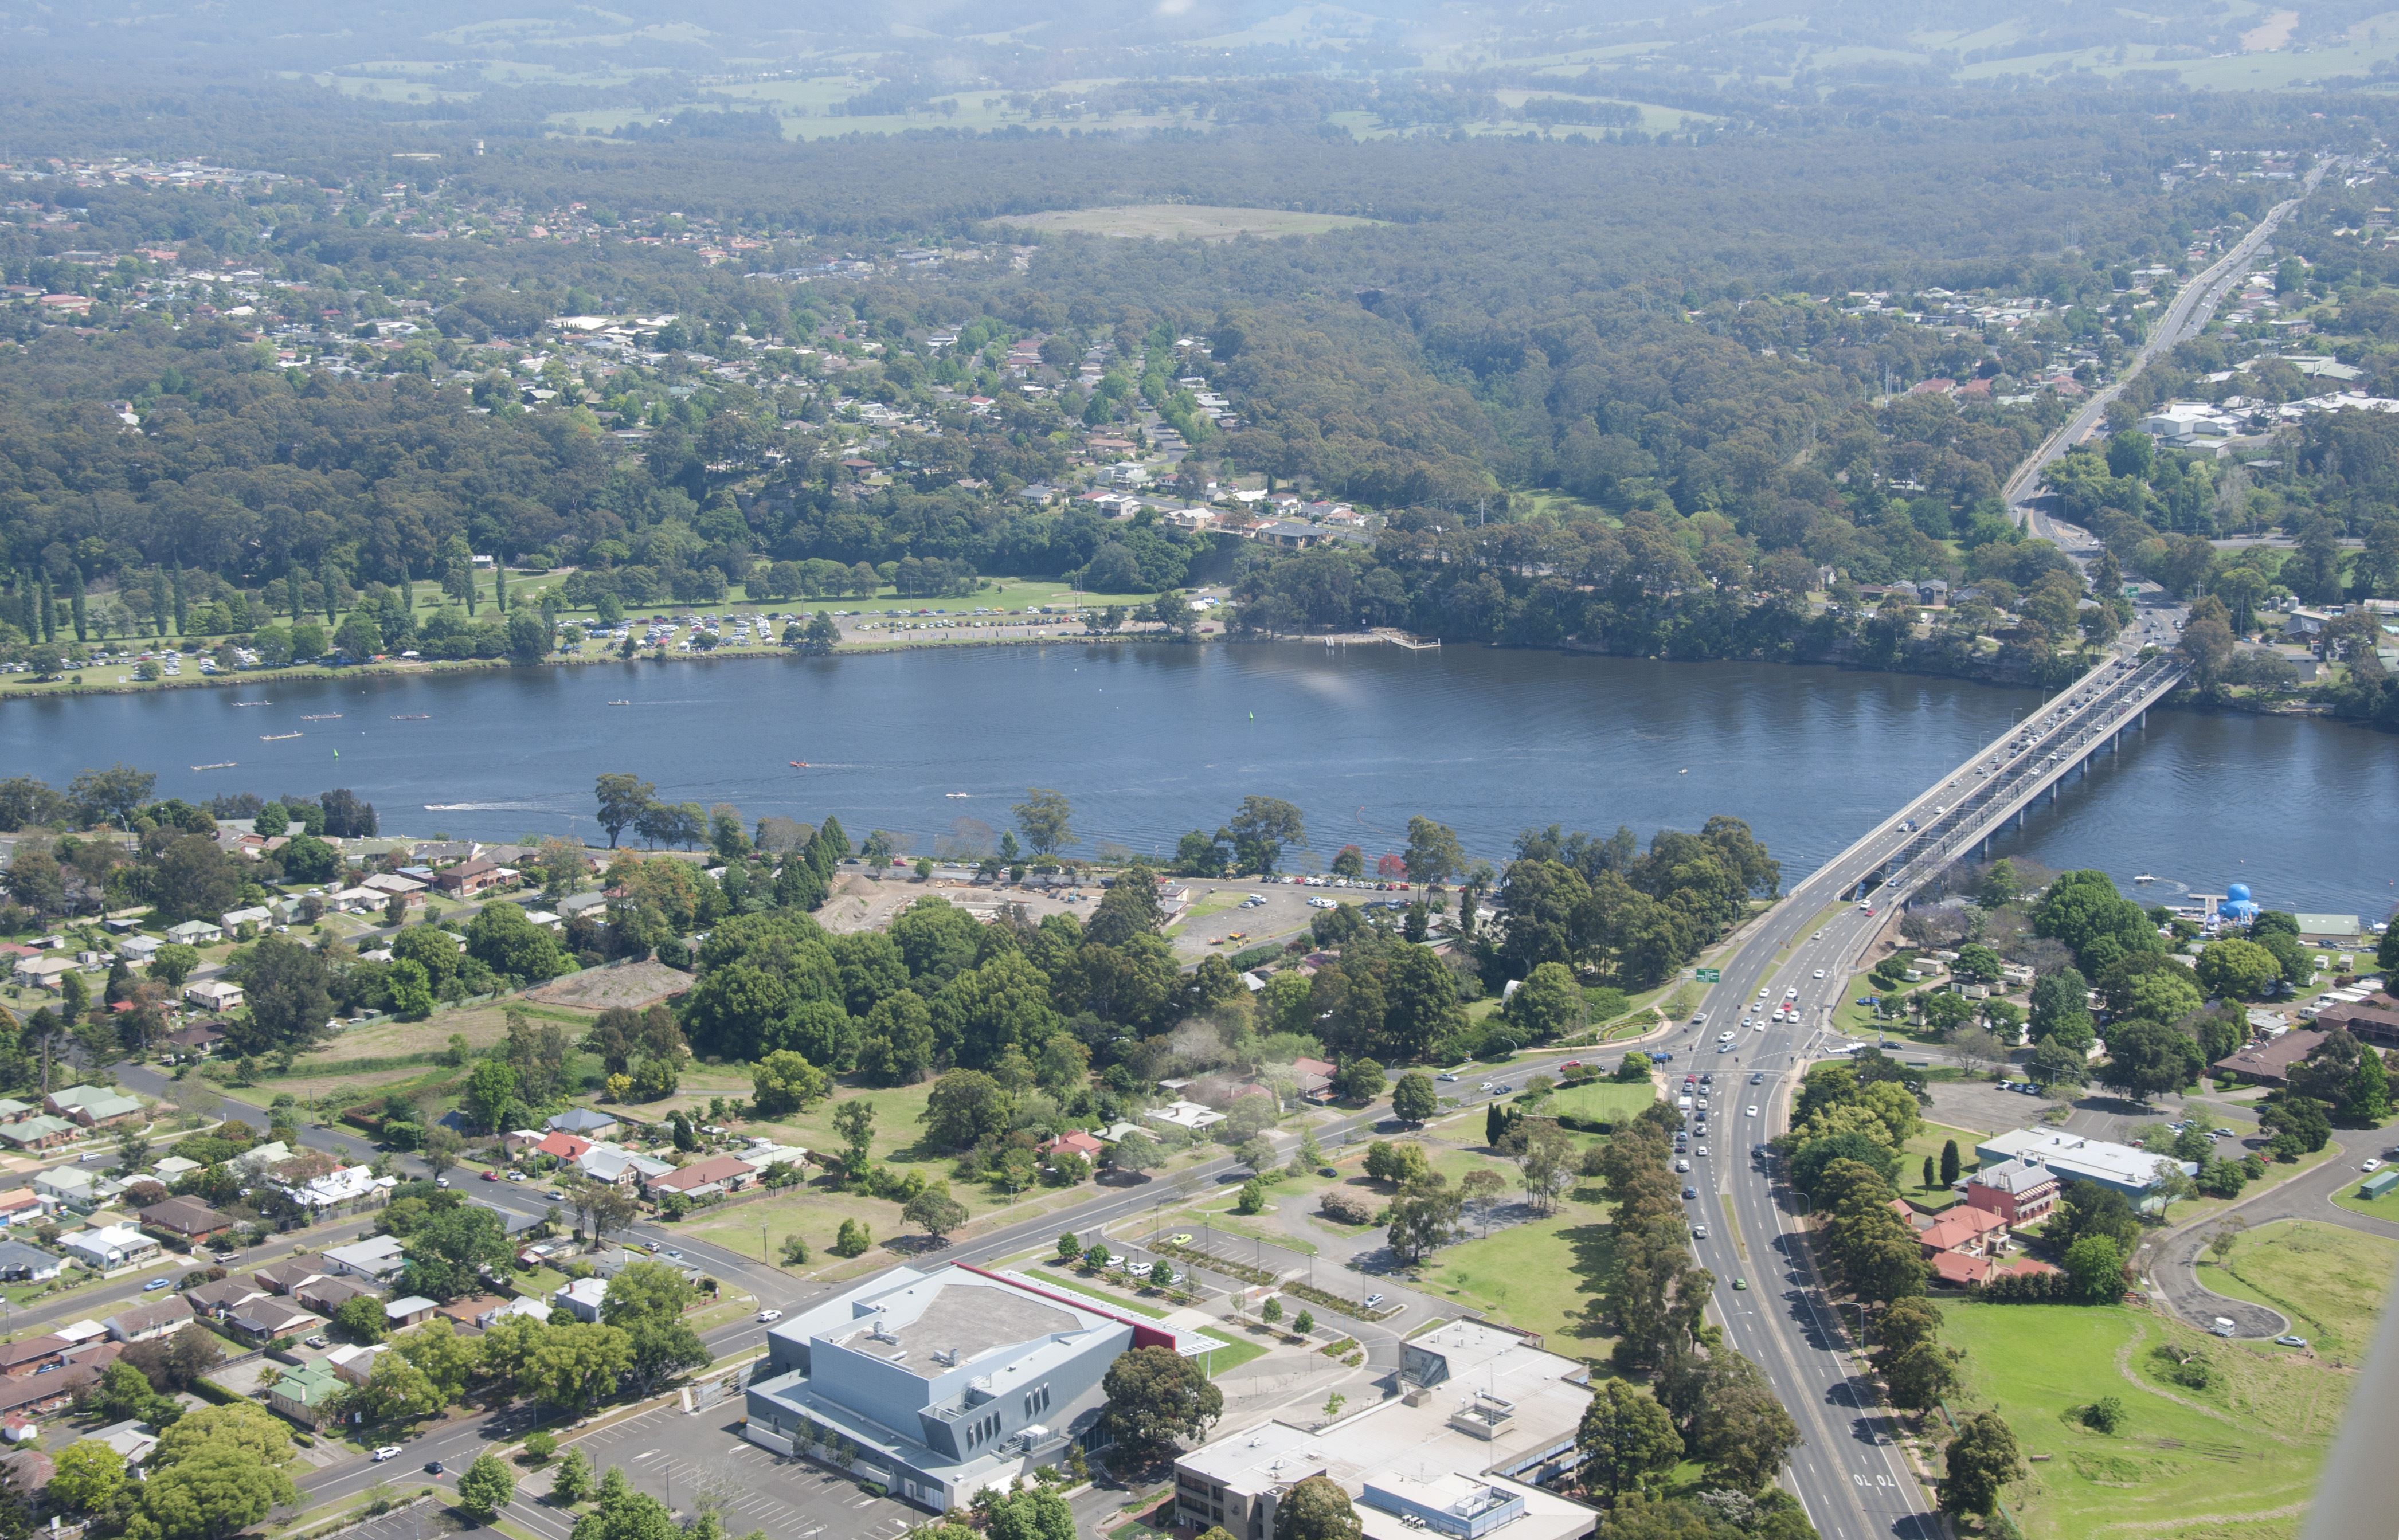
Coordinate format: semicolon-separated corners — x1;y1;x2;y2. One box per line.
1944;1299;2355;1538
2197;1220;2399;1362
1422;1182;1614;1354
1547;1081;1658;1124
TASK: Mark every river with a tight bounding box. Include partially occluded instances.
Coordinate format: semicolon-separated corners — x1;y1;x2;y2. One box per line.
4;643;2392;918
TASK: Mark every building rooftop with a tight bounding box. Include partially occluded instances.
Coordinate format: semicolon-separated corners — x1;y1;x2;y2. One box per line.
831;1272;1084;1379
1978;1128;2190;1191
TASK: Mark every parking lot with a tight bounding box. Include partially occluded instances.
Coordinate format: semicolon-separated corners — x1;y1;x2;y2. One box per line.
516;1401;920;1540
1167;877;1415;961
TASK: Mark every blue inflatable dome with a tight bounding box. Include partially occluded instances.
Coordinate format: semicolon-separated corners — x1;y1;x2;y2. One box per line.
2226;882;2253;905
2221;880;2260;923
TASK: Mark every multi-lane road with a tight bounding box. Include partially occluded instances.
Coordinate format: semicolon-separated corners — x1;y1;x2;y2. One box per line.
2003;156;2334;522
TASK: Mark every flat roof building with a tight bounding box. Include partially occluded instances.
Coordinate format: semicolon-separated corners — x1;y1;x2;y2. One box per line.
743;1264;1149;1511
1175;1319;1595;1540
1975;1128;2195;1201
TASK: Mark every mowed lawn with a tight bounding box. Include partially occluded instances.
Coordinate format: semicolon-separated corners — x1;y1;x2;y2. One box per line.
1944;1300;2355;1538
744;1081;942;1161
2198;1220;2399;1361
1547;1081;1657;1124
1424;1181;1615;1354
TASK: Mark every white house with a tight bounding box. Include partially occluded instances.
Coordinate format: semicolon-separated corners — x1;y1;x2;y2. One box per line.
61;1225;159;1271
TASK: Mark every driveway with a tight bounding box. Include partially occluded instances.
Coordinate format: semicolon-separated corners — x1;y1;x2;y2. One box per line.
2142;1131;2399;1338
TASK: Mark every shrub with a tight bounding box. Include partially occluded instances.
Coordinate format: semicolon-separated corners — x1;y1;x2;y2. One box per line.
2080;1397;2126;1434
1317;1188;1376;1224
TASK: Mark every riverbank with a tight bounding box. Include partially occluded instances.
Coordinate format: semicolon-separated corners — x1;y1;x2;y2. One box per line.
2;625;2350;736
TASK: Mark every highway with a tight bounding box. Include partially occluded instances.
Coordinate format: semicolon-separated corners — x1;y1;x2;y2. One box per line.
2002;156;2334;525
1649;620;2180;1535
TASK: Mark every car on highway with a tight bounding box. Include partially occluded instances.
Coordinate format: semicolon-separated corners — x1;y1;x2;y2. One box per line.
1732;1277;1747;1291
1812;969;1825;979
1363;1293;1386;1309
1694;1145;1707;1157
425;1460;445;1475
1692;1225;1708;1239
1746;1105;1759;1117
1437;1070;1458;1081
481;1170;501;1181
1676;1158;1691;1172
757;1309;782;1323
1478;1081;1496;1092
1682;1186;1698;1200
1812;930;1823;940
373;1447;402;1463
1750;1071;1764;1083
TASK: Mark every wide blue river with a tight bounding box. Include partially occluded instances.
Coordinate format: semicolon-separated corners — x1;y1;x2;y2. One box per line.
4;642;2392;918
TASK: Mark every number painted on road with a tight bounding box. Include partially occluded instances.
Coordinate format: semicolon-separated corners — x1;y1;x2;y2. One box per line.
1852;1474;1896;1488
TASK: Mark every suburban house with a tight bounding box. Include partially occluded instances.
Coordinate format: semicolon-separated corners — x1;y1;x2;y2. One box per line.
0;1242;64;1283
163;1024;226;1059
266;1359;343;1427
2307;994;2399;1047
0;1116;77;1151
321;1235;406;1282
60;1224;158;1271
0;1336;66;1377
0;1190;47;1228
9;955;81;993
547;1108;621;1139
1289;1056;1338;1102
0;1099;33;1124
432;859;514;898
219;906;275;934
252;1253;330;1295
2211;1028;2330;1088
183;1276;269;1319
325;1343;387;1386
519;1131;594;1163
182;979;245;1014
1038;1131;1106;1165
102;1296;195;1343
551;1276;611;1322
280;1165;395;1217
383;1296;439;1330
1145;1100;1226;1133
36;1167;122;1210
742;1264;1148;1510
162;920;221;946
1960;1159;2062;1226
225;1298;323;1345
578;1144;674;1188
45;1086;143;1129
293;1275;377;1316
645;1155;758;1202
139;1196;232;1244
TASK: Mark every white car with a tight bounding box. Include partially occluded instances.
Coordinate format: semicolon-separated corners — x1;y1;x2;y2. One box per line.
1812;969;1825;980
373;1447;402;1463
2366;1160;2384;1174
1746;1105;1759;1117
1308;896;1336;909
1784;987;1798;999
758;1309;783;1323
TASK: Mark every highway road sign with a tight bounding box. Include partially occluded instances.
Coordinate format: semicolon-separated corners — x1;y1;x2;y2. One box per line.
1695;968;1721;982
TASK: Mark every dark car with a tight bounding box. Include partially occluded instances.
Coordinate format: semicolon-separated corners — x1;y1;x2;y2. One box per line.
1682;1186;1698;1200
425;1460;445;1475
